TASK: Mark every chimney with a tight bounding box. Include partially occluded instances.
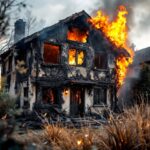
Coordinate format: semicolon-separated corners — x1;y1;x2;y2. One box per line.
14;19;26;43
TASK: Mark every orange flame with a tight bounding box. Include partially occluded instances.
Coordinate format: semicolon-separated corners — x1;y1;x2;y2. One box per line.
67;28;88;43
68;49;84;65
89;6;134;88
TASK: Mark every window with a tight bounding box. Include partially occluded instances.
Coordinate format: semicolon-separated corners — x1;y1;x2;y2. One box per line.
42;88;59;105
67;27;88;43
108;54;115;68
43;43;61;64
68;49;84;65
94;88;107;105
24;87;28;98
94;53;107;69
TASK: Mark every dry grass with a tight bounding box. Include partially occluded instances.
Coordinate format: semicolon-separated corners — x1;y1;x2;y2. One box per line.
42;124;100;150
41;104;150;150
10;104;150;149
97;105;150;150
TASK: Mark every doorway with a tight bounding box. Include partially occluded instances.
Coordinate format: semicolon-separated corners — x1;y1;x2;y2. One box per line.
70;87;85;117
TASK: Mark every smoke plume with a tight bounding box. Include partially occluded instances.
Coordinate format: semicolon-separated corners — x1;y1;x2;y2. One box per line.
96;0;150;30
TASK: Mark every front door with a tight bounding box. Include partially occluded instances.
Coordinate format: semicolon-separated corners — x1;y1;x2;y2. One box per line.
70;87;85;117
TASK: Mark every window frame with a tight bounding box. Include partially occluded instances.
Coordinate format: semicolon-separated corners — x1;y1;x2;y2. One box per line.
94;52;108;70
67;27;88;43
68;48;86;66
93;87;107;106
43;42;62;65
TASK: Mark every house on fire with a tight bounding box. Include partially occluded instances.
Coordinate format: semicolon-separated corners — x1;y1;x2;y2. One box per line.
0;11;129;116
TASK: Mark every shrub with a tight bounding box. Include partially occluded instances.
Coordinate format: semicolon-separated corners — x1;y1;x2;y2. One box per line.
0;91;16;118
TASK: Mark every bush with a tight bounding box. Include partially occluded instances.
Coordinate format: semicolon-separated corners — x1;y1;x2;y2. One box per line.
0;91;16;118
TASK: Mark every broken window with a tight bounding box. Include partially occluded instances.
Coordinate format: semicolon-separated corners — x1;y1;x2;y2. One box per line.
67;27;88;43
68;49;84;65
42;88;59;105
94;88;107;105
94;53;107;69
43;43;61;64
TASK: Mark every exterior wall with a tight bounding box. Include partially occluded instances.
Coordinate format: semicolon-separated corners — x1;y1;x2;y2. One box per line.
84;88;93;113
107;88;111;107
62;88;70;115
9;56;16;96
5;60;9;73
29;84;36;111
9;73;16;96
29;77;36;111
20;83;24;108
67;67;87;79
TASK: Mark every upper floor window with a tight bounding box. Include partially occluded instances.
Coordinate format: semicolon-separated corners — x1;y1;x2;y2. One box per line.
108;54;115;68
68;49;85;65
94;53;107;69
67;27;88;43
43;43;61;64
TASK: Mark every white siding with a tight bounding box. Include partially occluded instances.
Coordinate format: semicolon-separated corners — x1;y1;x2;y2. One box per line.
62;88;70;115
85;89;93;113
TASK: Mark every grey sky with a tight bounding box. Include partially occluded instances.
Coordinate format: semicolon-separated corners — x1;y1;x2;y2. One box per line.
17;0;150;50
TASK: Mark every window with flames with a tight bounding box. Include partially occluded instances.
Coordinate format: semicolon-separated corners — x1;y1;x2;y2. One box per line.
68;49;85;65
67;27;88;43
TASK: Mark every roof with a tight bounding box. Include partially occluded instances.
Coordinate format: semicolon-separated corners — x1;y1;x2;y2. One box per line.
0;10;90;56
0;10;129;58
134;47;150;65
60;10;90;23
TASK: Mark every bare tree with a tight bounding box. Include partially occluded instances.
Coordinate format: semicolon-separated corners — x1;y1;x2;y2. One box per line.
25;10;37;36
0;0;26;54
0;0;26;38
25;10;46;36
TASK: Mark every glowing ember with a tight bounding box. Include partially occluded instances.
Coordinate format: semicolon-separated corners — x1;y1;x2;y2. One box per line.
67;28;88;43
63;88;69;96
89;6;134;88
68;49;84;65
77;140;82;146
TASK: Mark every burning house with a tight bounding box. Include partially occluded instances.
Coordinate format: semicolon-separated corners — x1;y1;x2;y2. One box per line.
0;10;132;116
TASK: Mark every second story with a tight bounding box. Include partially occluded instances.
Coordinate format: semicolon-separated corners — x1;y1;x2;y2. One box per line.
0;11;129;86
